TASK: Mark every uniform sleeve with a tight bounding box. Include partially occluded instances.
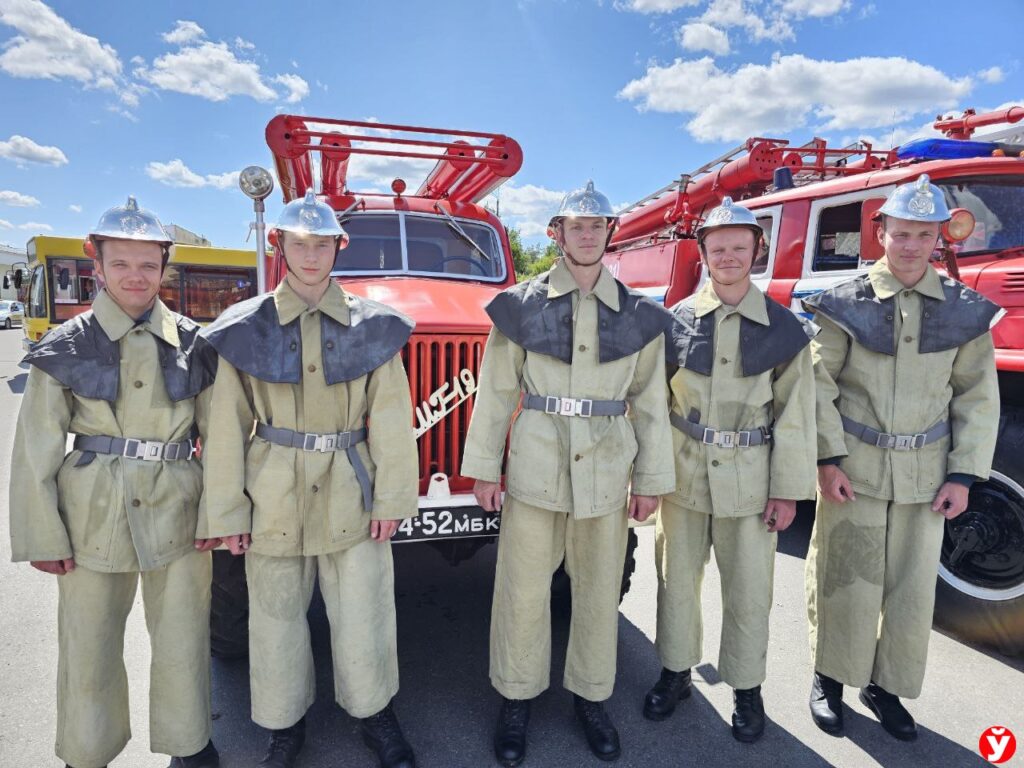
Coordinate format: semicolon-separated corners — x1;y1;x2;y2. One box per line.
627;333;676;497
768;344;818;500
460;327;526;483
9;367;73;562
810;314;851;462
946;331;999;479
197;358;255;538
366;355;419;521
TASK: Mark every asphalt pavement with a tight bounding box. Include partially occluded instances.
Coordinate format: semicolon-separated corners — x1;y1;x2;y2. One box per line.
0;327;1021;768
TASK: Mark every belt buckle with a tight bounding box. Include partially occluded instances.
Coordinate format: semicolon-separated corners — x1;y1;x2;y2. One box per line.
738;431;752;448
576;399;593;418
320;434;337;452
893;434;915;451
335;432;352;451
544;396;561;415
875;432;896;449
701;427;716;445
122;438;141;459
718;430;737;449
142;441;165;461
912;433;927;449
559;398;576;417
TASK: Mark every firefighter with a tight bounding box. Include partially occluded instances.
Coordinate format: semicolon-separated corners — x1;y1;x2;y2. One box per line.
199;191;419;768
803;174;1001;740
8;198;220;768
461;181;675;765
642;198;817;742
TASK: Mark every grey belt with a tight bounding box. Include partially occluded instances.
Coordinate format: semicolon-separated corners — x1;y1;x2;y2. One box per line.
841;415;950;451
73;434;195;465
669;412;771;448
522;394;628;418
255;423;373;512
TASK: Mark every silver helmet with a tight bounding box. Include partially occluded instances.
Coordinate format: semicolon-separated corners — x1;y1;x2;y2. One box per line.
89;196;172;244
695;197;762;243
274;190;347;237
548;180;617;229
877;174;951;223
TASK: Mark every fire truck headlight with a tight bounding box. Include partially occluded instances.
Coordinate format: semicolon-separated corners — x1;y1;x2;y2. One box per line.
239;166;274;201
943;208;976;243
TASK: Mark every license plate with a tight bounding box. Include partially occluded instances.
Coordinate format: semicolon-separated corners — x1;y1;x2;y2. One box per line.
393;506;500;542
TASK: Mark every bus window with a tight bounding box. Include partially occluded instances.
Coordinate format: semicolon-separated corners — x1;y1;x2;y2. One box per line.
50;258;95;321
159;266;183;314
183;269;254;322
28;265;46;318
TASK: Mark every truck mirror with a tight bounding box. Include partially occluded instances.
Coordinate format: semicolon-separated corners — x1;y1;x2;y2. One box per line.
59;267;70;291
12;270;22;289
2;276;8;290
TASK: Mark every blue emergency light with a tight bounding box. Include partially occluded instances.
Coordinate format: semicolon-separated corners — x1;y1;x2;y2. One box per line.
897;138;997;161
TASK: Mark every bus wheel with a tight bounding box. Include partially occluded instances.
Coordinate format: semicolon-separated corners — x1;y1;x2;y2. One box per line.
210;550;249;659
3;318;10;329
934;407;1024;656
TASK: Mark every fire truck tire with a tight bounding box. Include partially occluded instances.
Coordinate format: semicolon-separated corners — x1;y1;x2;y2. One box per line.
210;549;249;660
934;407;1024;656
551;529;639;611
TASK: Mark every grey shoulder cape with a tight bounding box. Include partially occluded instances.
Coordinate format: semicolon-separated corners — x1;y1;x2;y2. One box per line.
801;273;1001;355
667;292;817;377
200;291;414;385
484;271;673;364
22;310;216;403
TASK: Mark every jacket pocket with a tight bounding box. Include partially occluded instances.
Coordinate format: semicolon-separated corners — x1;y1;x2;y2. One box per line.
915;437;949;497
246;442;300;543
507;412;562;504
593;419;637;510
837;397;885;491
327;444;375;541
147;462;202;558
57;456;117;562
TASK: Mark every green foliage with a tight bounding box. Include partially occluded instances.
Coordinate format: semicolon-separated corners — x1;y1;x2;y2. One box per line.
507;226;559;281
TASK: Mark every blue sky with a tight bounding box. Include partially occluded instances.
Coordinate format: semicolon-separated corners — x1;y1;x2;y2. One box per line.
0;0;1020;250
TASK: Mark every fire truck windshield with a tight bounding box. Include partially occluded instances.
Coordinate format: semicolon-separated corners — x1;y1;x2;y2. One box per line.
939;177;1024;254
332;211;505;281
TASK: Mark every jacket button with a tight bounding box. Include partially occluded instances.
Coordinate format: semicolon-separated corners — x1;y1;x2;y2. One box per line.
131;499;141;507
308;364;317;372
924;312;931;318
720;357;729;364
574;454;582;462
903;291;912;297
711;460;720;467
904;335;913;343
312;485;319;493
886;315;893;321
290;342;297;351
133;380;143;389
326;341;334;350
578;344;587;352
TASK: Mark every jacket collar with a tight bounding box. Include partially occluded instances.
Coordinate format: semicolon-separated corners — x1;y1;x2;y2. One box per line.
274;278;352;326
546;258;621;312
693;281;769;325
869;259;946;301
92;289;180;348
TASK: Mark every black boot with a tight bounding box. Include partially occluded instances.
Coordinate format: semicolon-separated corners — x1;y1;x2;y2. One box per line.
168;740;220;767
859;682;917;741
361;704;416;768
731;686;766;743
809;672;844;735
643;667;692;721
573;694;621;762
259;717;306;768
494;698;531;768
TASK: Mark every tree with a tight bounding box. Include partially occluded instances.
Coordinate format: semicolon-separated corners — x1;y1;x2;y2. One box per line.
507;226;560;281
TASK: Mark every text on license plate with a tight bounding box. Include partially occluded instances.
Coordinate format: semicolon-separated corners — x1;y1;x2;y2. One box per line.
393;507;500;542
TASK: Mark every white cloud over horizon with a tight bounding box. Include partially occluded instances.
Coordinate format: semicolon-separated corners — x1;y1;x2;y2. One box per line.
0;189;39;206
146;159;240;189
0;134;68;166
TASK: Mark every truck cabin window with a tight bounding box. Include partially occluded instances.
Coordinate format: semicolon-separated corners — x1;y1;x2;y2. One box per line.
939;178;1024;254
813;202;863;272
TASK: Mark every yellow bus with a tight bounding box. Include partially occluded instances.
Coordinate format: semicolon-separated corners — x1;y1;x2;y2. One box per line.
17;235;257;349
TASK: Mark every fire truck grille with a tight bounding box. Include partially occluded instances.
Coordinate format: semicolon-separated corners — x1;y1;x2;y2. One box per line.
402;335;486;495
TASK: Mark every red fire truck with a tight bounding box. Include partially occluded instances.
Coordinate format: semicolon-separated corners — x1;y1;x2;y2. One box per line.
212;116;639;655
605;107;1024;656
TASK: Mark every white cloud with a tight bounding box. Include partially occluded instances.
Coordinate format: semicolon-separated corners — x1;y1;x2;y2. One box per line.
779;0;849;17
234;36;255;51
978;66;1004;84
19;221;52;231
616;0;702;11
0;0;126;97
0;219;11;228
146;159;240;189
0;189;39;206
698;0;794;42
161;19;205;45
619;54;973;142
678;22;730;55
273;73;309;104
136;40;276;101
487;183;566;238
0;134;68;165
69;204;82;213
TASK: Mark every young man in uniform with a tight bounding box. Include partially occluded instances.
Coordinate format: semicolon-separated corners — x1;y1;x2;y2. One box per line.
643;198;818;742
199;191;419;768
462;181;675;765
803;175;1001;740
9;198;220;768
